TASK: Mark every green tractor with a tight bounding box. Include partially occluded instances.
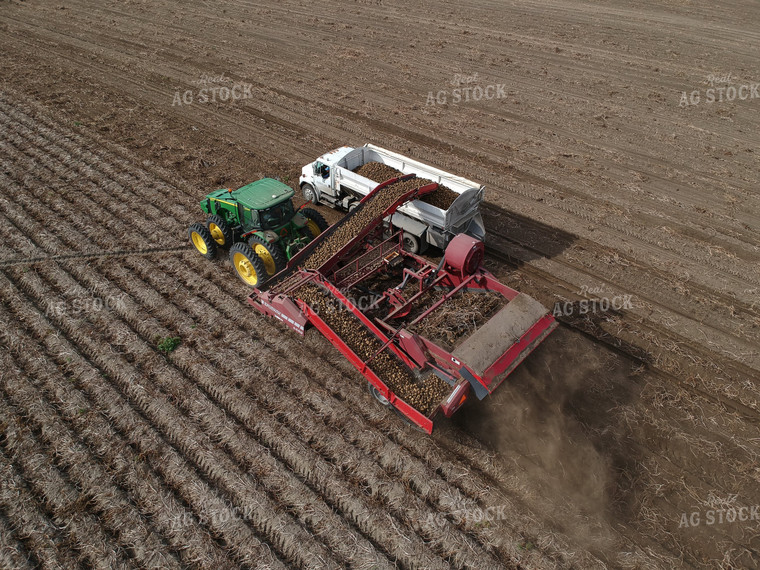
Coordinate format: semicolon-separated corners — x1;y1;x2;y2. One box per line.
188;178;328;287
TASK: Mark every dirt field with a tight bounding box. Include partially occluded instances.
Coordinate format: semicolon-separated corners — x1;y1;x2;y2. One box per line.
1;0;759;568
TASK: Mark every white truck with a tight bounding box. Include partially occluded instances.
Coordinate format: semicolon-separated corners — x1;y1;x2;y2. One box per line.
299;144;485;253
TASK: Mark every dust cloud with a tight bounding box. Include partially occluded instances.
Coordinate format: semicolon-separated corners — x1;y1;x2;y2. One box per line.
453;326;639;558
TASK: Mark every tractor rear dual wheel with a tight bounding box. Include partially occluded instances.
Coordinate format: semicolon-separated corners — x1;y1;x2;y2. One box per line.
247;236;287;276
301;208;328;239
229;243;267;287
188;223;217;259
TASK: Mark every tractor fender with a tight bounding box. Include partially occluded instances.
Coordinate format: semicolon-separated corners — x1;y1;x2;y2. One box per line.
245;229;279;243
262;230;280;243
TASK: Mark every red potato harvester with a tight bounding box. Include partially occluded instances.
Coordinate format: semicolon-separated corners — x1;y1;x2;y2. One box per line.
249;175;557;433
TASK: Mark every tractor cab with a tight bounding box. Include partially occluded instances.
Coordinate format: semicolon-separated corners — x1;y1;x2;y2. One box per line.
231;179;295;231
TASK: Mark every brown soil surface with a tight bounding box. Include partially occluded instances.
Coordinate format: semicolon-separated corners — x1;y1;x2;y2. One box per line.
1;0;759;567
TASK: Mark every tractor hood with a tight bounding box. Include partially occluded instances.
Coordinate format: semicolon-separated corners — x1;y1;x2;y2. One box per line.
206;178;294;209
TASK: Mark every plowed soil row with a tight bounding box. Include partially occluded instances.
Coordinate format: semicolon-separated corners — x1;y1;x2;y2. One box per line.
0;126;532;569
0;96;736;568
5;103;744;568
2;85;754;567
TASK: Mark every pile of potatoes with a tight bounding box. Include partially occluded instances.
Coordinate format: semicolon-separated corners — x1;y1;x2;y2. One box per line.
303;177;426;269
354;161;460;210
297;284;450;414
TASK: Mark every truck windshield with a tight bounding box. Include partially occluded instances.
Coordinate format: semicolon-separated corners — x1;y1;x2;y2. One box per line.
259;201;294;229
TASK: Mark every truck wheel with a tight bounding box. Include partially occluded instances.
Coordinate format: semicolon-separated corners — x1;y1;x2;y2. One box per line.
301;208;328;238
188;223;217;260
402;232;427;255
302;183;318;204
206;215;233;247
247;236;286;276
229;242;267;287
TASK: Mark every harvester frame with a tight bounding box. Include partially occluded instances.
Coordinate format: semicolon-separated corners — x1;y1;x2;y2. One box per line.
249;175;557;432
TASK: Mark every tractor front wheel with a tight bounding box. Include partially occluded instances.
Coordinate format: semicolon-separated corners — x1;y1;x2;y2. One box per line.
206;215;233;247
301;207;328;239
229;243;267;287
188;223;217;260
247;236;287;276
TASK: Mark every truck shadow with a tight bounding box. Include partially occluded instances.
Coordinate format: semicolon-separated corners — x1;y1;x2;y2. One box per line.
479;202;578;263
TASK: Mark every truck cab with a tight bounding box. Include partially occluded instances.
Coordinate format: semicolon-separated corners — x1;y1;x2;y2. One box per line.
300;146;354;207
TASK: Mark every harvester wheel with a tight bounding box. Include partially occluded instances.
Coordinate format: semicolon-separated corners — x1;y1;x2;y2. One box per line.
188;223;217;260
229;242;267;287
247;236;286;276
367;382;426;431
302;183;318;204
367;382;390;406
301;208;328;239
206;215;233;247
